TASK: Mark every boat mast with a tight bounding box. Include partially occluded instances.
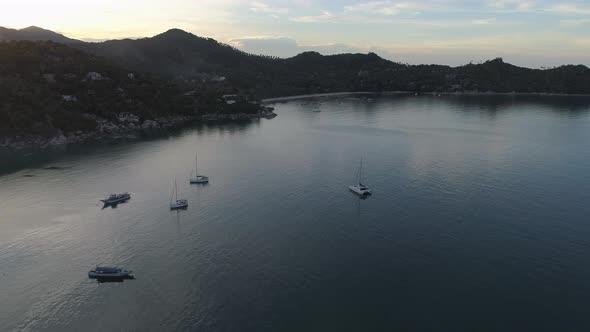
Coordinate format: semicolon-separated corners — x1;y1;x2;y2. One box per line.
171;178;177;204
195;152;199;179
359;157;363;185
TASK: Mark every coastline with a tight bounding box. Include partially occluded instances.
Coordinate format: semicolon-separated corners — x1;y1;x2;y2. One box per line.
262;92;376;103
262;90;590;104
4;89;589;150
0;108;277;150
422;91;590;97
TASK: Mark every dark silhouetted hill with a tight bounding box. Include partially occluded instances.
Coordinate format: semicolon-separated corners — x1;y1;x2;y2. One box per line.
0;26;81;44
0;40;212;137
5;27;590;96
2;28;590;139
75;29;590;96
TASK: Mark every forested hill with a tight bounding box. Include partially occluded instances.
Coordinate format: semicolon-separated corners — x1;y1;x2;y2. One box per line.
0;26;80;44
1;28;590;140
4;27;590;97
76;29;273;80
76;29;406;96
75;28;590;96
0;41;214;137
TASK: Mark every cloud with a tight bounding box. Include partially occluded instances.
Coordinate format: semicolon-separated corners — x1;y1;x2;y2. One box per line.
489;0;536;11
289;1;520;25
289;13;517;28
559;18;590;26
289;1;442;23
229;36;364;57
574;38;590;47
290;11;334;23
546;4;590;15
230;36;299;57
372;31;590;67
472;18;497;25
344;1;427;16
228;32;590;68
249;1;289;14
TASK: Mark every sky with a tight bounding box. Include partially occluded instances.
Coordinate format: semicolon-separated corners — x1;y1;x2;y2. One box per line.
2;0;590;67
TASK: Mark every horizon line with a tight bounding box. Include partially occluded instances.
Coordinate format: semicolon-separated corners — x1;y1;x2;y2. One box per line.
2;25;589;70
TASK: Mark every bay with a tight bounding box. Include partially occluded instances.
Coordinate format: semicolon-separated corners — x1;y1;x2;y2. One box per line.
1;94;590;331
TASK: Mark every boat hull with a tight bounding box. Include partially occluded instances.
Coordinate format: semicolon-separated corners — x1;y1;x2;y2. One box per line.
101;197;130;205
189;177;209;184
349;185;372;196
101;194;131;205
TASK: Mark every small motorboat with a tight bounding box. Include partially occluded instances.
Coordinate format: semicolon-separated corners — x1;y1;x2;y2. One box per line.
100;192;131;205
88;266;133;279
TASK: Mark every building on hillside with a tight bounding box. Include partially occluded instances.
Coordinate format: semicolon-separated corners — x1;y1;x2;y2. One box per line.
117;112;139;123
87;72;102;81
222;94;238;104
43;73;56;83
61;95;78;102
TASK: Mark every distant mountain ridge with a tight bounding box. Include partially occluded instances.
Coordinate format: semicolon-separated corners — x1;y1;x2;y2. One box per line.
75;28;590;96
2;26;590;97
0;26;80;44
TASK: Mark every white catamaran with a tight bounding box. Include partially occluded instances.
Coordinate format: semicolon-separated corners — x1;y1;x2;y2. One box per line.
349;157;372;196
170;178;188;210
189;152;209;184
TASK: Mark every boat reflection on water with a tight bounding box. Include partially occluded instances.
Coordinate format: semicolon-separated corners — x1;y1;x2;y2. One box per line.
94;275;136;283
101;202;124;209
357;193;370;200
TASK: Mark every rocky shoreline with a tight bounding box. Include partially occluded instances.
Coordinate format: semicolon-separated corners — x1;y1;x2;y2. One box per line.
0;107;277;150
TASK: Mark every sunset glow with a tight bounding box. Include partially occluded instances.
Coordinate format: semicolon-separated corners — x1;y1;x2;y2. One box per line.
2;0;590;67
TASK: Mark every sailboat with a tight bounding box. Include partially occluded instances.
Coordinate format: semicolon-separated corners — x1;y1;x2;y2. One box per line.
170;178;188;210
349;157;372;196
189;152;209;184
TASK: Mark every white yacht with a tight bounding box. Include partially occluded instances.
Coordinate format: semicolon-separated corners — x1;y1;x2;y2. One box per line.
170;178;188;210
189;152;209;184
349;157;372;196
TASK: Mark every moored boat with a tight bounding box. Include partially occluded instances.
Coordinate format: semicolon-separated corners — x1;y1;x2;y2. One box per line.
170;178;188;210
189;152;209;184
100;192;131;205
349;157;372;196
170;198;188;210
349;183;372;196
88;266;133;279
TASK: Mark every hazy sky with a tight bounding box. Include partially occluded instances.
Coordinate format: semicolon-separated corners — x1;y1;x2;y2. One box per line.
2;0;590;67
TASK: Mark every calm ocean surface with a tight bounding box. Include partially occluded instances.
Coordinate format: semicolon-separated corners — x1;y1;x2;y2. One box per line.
1;94;590;331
